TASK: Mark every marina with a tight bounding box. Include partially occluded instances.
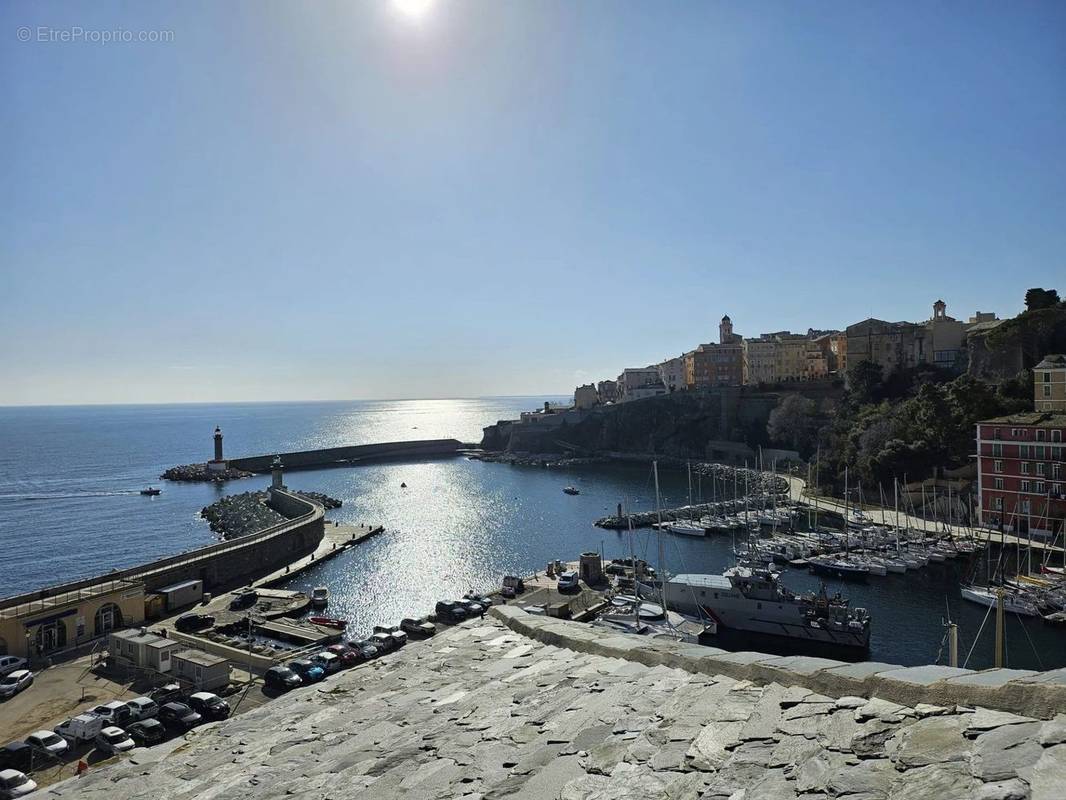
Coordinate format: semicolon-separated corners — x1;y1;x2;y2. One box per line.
3;401;1066;674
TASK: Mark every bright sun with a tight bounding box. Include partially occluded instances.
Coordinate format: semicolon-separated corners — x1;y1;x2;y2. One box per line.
393;0;435;20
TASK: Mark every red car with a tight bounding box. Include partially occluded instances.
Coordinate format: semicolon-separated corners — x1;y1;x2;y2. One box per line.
325;644;360;667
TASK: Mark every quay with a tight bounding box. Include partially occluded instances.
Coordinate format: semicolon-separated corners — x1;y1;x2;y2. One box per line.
254;522;384;589
789;475;1066;558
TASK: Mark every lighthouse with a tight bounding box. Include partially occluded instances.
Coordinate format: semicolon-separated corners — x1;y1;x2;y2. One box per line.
207;426;228;473
270;455;286;491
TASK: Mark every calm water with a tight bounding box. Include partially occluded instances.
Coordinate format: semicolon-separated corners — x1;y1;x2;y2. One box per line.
1;400;1063;671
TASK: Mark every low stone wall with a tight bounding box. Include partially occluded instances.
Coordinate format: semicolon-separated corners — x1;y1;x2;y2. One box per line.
228;438;463;473
490;605;1066;720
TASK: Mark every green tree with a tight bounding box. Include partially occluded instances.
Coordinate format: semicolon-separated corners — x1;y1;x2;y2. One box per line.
1025;287;1060;311
846;360;883;406
767;394;819;456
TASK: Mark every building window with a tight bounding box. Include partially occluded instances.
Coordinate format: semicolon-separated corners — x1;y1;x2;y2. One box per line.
1037;446;1046;459
1037;463;1046;476
1020;445;1030;458
1021;499;1031;514
1021;480;1031;493
1055;484;1064;497
1045;371;1052;383
994;478;1004;490
992;443;1003;457
1035;482;1046;494
1046;385;1053;398
1054;431;1062;443
993;427;1001;439
994;460;1003;473
1021;462;1030;475
1037;429;1046;441
993;497;1003;511
1055;464;1063;479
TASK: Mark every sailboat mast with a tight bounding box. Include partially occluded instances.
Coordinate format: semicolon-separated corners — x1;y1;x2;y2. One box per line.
843;466;849;557
653;461;667;611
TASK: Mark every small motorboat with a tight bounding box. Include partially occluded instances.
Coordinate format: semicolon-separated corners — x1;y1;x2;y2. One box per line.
563;486;580;495
308;616;347;629
310;586;330;608
400;482;407;489
140;487;161;496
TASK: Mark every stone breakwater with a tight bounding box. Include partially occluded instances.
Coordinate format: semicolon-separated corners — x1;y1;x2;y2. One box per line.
473;452;611;468
51;613;1066;800
201;490;341;540
162;462;254;482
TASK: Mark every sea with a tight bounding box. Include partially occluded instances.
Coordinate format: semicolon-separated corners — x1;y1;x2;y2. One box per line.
1;398;1064;671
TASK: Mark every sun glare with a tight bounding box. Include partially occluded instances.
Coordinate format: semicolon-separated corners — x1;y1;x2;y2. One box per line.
393;0;435;21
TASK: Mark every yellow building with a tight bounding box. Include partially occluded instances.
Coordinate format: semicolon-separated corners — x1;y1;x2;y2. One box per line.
0;579;145;660
1036;354;1066;412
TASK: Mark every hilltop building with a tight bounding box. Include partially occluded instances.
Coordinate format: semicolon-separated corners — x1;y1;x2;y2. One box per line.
976;354;1066;536
846;300;998;379
656;355;687;393
574;384;599;409
617;367;668;402
685;315;745;389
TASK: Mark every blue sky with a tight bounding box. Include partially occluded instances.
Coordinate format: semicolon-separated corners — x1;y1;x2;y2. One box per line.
2;0;1064;405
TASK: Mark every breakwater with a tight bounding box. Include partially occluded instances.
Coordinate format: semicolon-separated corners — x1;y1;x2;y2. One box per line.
0;489;325;610
201;490;342;539
227;438;465;473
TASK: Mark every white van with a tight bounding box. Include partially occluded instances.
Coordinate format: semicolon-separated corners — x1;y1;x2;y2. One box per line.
557;571;579;592
54;714;103;745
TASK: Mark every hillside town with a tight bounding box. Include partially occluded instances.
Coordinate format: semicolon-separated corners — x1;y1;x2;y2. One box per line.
576;299;1002;406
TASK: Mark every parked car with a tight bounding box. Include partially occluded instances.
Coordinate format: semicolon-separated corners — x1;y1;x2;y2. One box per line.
458;599;485;617
557;570;579;592
54;714;103;746
325;644;360;667
174;613;214;632
187;692;230;721
0;671;33;700
91;700;134;728
0;742;56;774
124;697;159;722
94;726;135;755
372;625;408;648
434;600;468;624
263;666;302;692
310;651;342;675
287;659;325;683
0;658;27;678
501;575;525;598
369;632;397;654
348;640;379;661
148;683;184;705
464;593;494;609
158;702;202;731
126;719;165;747
0;768;36;799
228;590;258;611
400;617;436;637
24;731;67;758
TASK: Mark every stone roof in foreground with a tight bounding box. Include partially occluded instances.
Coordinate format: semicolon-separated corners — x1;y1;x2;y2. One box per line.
52;615;1066;800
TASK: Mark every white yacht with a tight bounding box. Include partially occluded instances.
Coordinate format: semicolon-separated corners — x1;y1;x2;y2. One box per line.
663;567;871;650
960;585;1040;617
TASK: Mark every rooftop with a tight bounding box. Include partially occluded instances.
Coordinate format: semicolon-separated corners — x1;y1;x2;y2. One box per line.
980;412;1066;428
1036;354;1066;370
0;579;143;620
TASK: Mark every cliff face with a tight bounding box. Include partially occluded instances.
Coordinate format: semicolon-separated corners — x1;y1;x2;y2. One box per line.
969;307;1066;382
482;387;836;458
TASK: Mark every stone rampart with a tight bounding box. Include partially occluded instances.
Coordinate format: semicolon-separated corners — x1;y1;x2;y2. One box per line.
0;490;324;609
490;605;1066;719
